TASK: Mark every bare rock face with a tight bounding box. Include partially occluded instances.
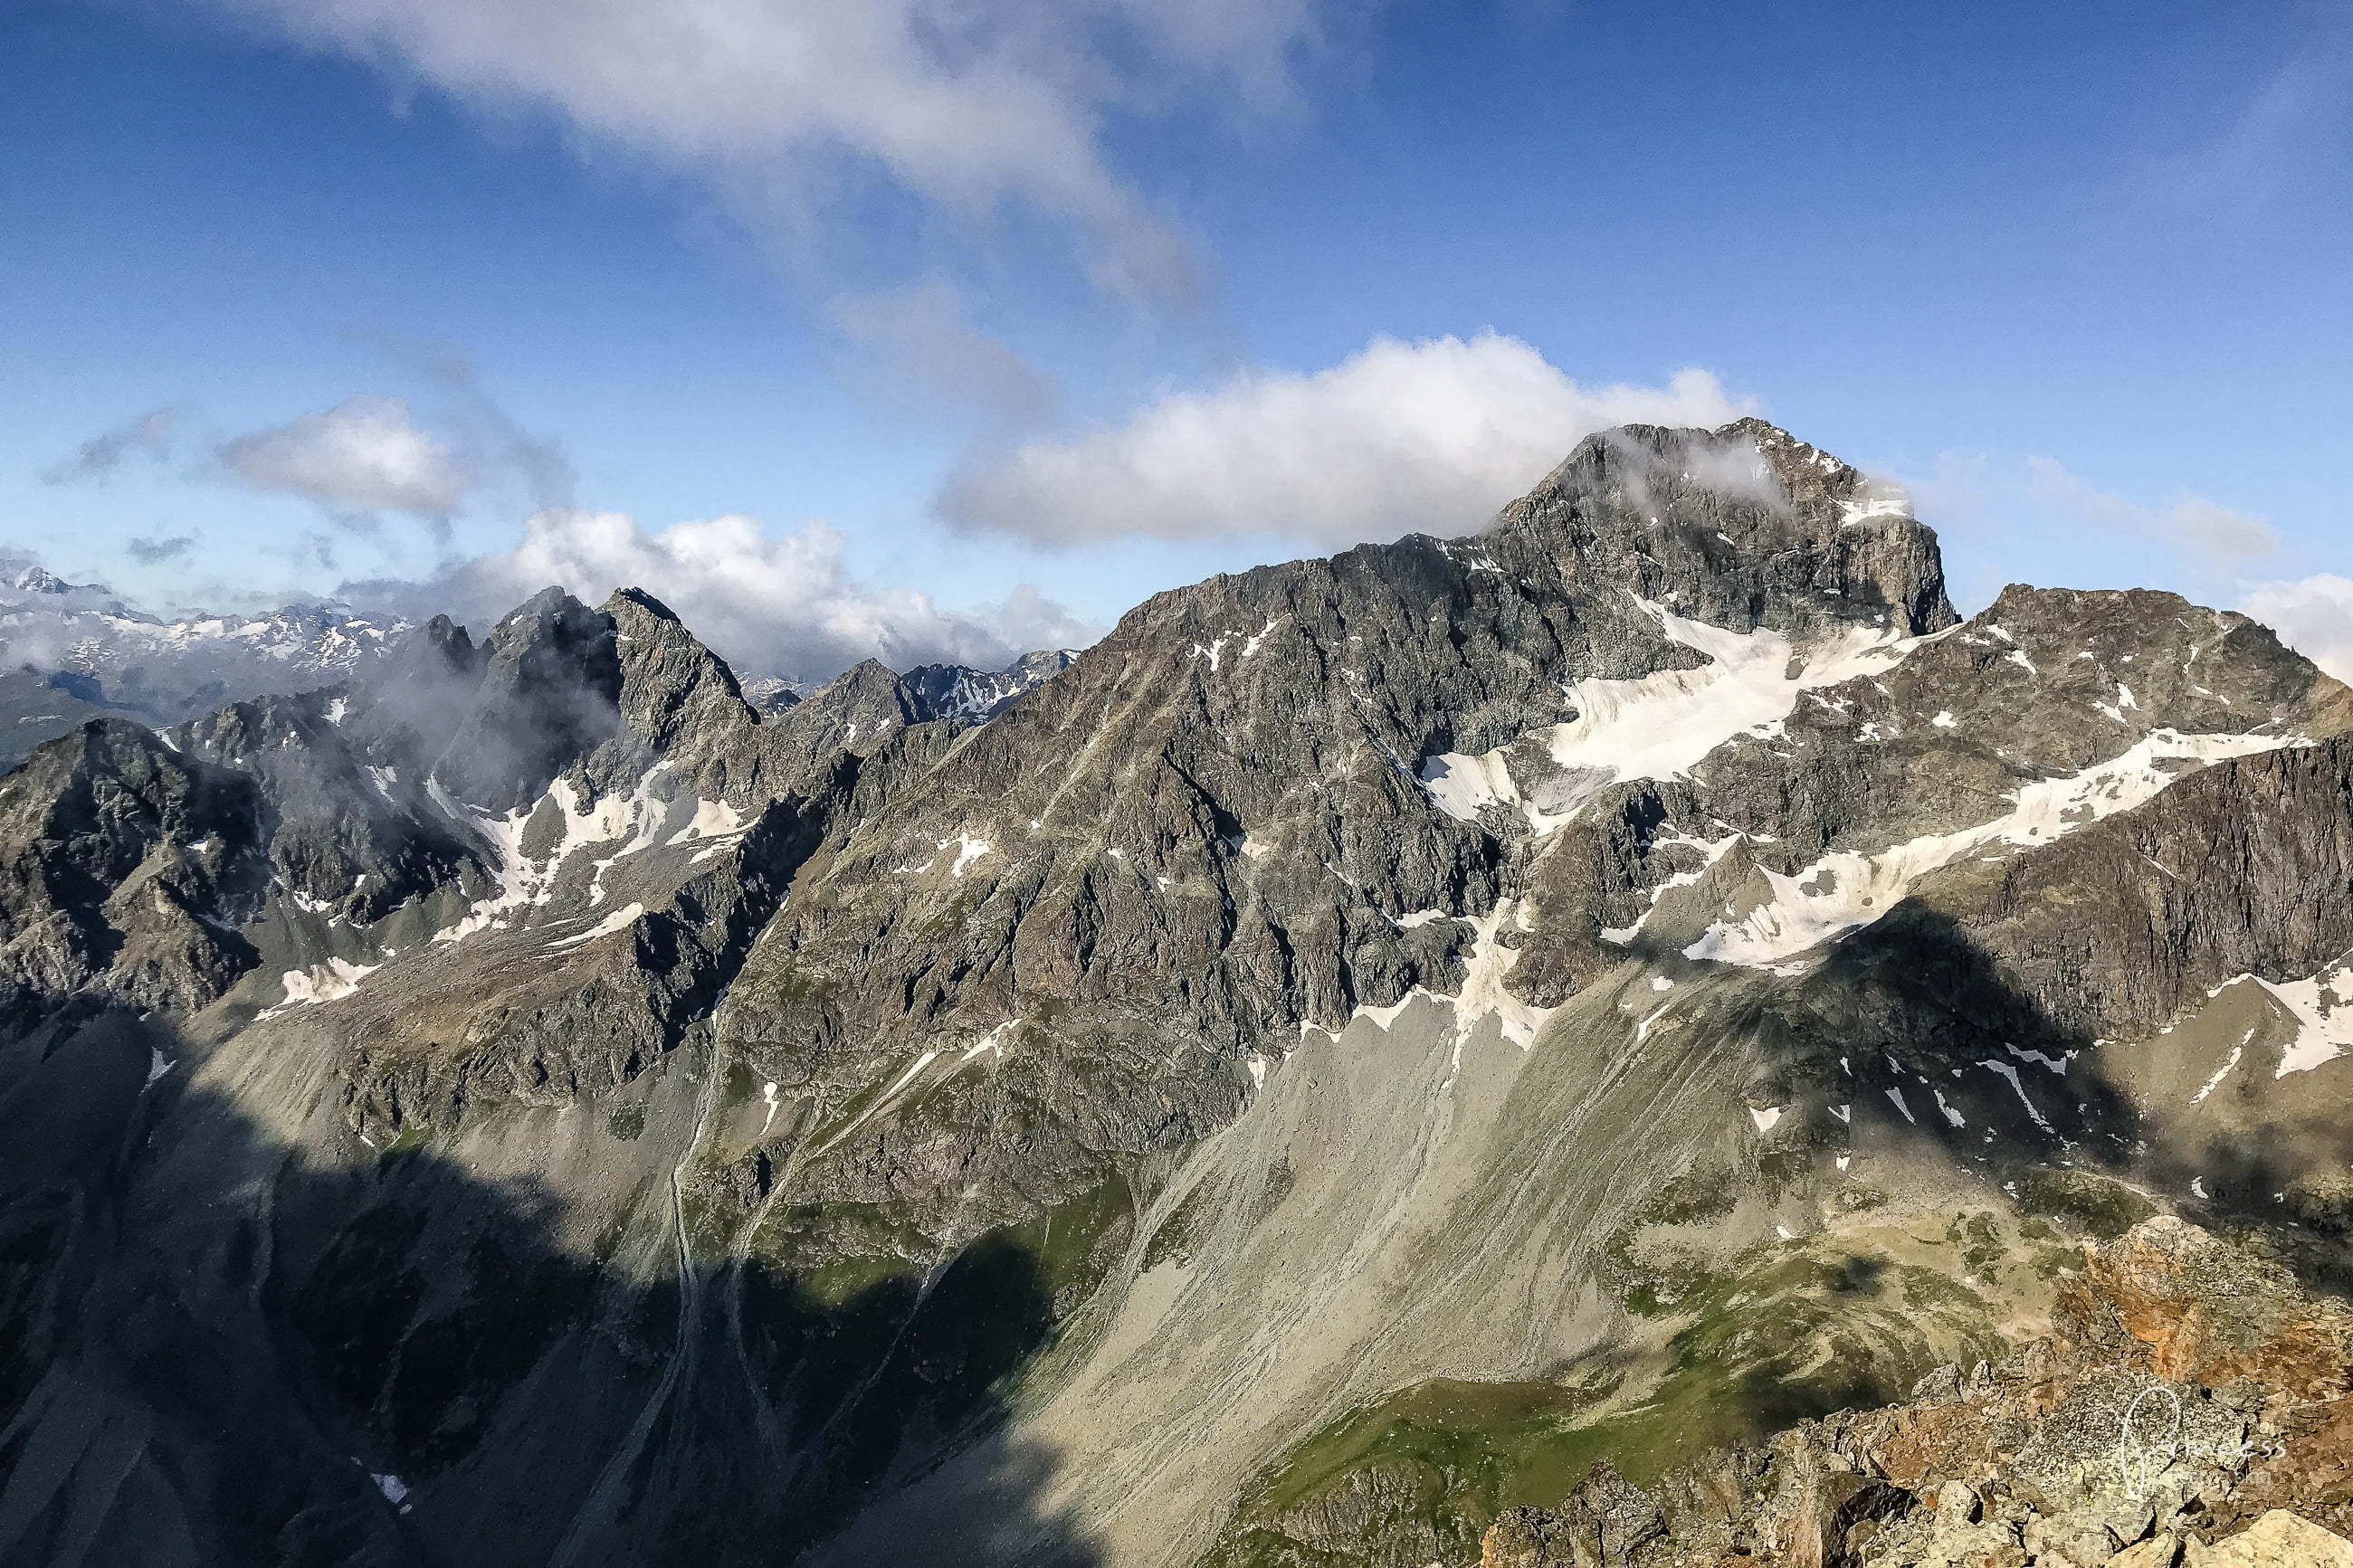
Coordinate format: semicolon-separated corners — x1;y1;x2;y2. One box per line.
2184;1512;2353;1568
0;718;265;1016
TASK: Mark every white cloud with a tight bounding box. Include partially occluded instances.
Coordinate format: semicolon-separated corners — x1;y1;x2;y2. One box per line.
2240;574;2353;684
200;0;1340;309
2024;456;2280;561
221;395;472;517
937;333;1755;545
349;508;1098;680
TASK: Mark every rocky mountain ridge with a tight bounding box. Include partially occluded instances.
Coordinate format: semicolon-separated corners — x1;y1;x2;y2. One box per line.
0;557;1072;774
2;418;2349;1568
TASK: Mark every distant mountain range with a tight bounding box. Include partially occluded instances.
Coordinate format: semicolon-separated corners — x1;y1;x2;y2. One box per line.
0;558;1074;772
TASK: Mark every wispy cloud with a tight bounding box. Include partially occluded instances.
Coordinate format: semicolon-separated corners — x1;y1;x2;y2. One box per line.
2240;574;2353;684
42;407;180;485
2133;21;2353;233
938;332;1754;545
407;347;576;511
829;280;1061;429
342;507;1099;680
196;0;1345;318
2024;456;2280;561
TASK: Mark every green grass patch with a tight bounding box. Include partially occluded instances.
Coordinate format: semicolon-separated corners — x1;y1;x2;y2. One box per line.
2015;1168;2156;1240
1205;1240;2010;1568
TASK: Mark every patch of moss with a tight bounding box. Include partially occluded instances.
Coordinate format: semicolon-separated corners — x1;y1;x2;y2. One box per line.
1215;1376;1605;1568
1000;1175;1135;1310
606;1102;647;1141
292;1203;431;1425
1599;1160;1745;1316
2016;1168;2156;1240
1898;1263;1983;1312
0;1204;68;1419
724;1226;1063;1561
1205;1240;2005;1568
383;1236;600;1470
1948;1212;2007;1282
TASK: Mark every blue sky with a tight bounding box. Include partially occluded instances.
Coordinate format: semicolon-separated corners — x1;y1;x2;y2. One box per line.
4;0;2348;679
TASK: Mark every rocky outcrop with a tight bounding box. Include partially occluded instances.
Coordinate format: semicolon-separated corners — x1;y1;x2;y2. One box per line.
1821;731;2353;1056
1482;1220;2353;1568
0;718;266;1016
900;648;1078;725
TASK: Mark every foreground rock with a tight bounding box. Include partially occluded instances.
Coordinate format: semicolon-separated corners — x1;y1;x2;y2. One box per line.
1481;1219;2353;1568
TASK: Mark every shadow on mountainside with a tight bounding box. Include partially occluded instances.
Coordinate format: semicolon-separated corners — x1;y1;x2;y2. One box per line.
0;1004;1101;1568
1800;899;2353;1295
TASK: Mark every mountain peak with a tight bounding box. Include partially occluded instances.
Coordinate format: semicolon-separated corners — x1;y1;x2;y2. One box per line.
1496;418;1956;638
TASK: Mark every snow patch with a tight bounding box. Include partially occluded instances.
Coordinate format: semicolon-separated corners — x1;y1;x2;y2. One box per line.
2190;1047;2244;1106
665;798;746;846
430;775;653;941
2201;966;2353;1077
940;832;993;877
1837;488;1910;524
1417;599;1913;832
1683;728;2302;968
1307;898;1557;1060
545;901;645;950
261;957;381;1017
2260;965;2353;1077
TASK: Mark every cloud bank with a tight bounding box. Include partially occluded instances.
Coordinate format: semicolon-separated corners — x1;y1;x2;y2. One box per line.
938;333;1755;545
344;508;1098;681
2240;574;2353;684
